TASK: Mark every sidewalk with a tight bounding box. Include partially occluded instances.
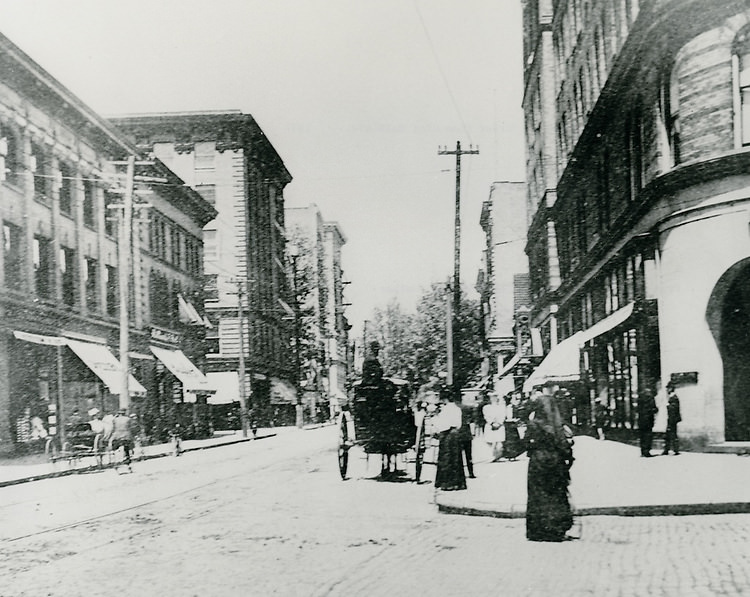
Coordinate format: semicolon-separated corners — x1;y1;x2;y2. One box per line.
0;427;284;488
436;435;750;517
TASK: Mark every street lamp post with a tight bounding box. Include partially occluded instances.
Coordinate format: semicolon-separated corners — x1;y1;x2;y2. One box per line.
289;245;303;428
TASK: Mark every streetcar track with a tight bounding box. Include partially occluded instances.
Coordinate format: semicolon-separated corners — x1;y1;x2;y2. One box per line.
3;439;329;543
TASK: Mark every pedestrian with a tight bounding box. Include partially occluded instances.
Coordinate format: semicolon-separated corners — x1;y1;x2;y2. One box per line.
458;397;476;478
593;397;609;440
525;389;575;542
434;389;466;491
482;394;506;461
110;407;135;471
88;408;104;435
663;384;681;455
638;388;658;457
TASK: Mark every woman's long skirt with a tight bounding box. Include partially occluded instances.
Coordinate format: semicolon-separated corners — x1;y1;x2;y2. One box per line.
435;429;467;491
526;448;572;541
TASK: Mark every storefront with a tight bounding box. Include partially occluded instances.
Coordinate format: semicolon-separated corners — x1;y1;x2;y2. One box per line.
9;331;146;453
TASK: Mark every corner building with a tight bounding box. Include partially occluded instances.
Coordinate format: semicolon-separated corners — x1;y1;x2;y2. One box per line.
522;0;750;446
111;112;294;426
0;33;215;453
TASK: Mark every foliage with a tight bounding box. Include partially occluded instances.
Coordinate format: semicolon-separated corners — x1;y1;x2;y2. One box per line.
369;282;482;389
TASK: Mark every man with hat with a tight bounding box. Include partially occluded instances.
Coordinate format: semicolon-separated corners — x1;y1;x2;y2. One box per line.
110;408;135;471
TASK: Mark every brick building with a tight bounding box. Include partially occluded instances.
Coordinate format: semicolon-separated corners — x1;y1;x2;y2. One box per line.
522;0;750;446
110;112;294;427
0;33;215;453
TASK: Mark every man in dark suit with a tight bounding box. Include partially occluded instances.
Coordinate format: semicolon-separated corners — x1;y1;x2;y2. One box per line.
638;388;658;457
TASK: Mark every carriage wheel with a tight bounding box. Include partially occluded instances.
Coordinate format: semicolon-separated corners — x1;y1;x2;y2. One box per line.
414;416;426;483
338;416;349;480
45;437;59;462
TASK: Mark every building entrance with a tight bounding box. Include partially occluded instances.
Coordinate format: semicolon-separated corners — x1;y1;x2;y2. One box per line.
711;259;750;440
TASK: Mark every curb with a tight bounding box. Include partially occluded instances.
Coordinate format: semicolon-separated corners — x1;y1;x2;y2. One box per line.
436;500;750;518
0;432;276;489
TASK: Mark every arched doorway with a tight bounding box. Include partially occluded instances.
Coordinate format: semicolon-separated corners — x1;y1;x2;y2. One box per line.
707;258;750;440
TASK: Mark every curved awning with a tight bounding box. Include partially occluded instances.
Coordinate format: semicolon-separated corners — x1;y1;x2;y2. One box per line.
522;302;635;392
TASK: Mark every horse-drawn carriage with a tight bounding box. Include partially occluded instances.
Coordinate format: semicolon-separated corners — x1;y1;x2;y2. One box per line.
45;422;107;466
337;377;427;482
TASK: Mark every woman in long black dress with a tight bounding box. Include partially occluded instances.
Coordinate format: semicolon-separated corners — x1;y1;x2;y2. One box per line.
525;390;574;541
434;391;467;491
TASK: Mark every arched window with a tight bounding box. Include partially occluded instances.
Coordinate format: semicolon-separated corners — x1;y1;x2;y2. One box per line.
733;27;750;147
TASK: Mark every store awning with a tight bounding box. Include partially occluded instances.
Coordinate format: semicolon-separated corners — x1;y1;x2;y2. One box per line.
270;377;297;404
522;302;636;393
150;346;214;393
494;352;522;397
66;339;147;396
205;372;239;405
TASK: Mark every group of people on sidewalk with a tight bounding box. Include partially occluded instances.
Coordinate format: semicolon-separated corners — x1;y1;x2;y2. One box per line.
432;381;684;543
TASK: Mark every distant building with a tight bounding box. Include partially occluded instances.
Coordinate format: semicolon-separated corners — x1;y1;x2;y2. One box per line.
285;204;350;419
0;32;215;453
521;0;750;446
477;181;532;397
110;111;294;426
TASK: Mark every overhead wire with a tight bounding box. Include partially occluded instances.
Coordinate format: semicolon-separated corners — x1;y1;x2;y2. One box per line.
412;0;473;144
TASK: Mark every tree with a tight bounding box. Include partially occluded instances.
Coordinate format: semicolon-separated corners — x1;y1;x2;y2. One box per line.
368;282;483;389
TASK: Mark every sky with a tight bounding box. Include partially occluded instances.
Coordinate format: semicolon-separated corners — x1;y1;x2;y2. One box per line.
0;0;526;333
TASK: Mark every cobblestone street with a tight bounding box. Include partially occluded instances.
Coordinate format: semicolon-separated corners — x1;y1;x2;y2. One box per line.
1;428;749;596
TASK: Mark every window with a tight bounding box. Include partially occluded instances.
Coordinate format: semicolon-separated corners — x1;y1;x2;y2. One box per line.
735;28;750;146
58;162;74;216
104;191;117;238
32;143;49;204
196;184;216;205
3;222;22;290
0;127;20;185
171;228;182;267
60;246;76;306
627;109;644;200
85;257;98;312
83;179;96;228
33;235;52;299
105;265;117;317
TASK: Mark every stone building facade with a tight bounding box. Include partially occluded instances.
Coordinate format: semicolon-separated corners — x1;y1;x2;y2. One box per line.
110;112;294;426
522;0;750;445
0;33;215;453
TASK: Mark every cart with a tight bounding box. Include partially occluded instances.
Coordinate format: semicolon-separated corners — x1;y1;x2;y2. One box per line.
337;378;427;482
44;422;106;467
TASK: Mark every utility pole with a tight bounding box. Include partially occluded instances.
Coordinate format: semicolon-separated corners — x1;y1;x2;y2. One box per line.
108;157;159;414
289;247;303;428
118;155;135;413
438;141;478;391
230;279;250;437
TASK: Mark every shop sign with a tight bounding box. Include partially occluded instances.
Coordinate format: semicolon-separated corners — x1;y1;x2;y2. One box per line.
149;326;181;345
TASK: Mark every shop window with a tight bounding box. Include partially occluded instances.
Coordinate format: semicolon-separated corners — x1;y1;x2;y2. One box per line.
60;246;76;306
3;221;22;290
33;235;52;299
